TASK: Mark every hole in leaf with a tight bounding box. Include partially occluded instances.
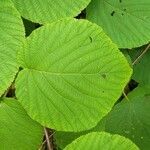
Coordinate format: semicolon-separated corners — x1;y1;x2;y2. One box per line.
19;67;23;71
111;11;115;16
101;74;106;79
89;36;92;43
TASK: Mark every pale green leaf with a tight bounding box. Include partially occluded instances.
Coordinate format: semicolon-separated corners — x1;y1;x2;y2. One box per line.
0;0;24;96
16;19;132;131
64;132;139;150
87;0;150;48
12;0;91;24
0;98;43;150
105;86;150;150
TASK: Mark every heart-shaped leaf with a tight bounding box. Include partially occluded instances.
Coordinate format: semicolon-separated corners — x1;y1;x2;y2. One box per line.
16;19;132;131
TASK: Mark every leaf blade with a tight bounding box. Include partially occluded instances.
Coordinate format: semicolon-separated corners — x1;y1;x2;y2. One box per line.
12;0;91;24
16;19;132;131
63;132;139;150
0;1;25;96
87;0;150;48
105;86;150;150
0;98;43;150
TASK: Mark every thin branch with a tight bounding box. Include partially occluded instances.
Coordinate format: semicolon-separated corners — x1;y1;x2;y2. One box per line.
44;128;53;150
39;131;55;150
123;91;129;101
132;43;150;65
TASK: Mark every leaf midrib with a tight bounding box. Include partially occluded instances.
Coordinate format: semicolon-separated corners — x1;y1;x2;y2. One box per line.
24;68;102;76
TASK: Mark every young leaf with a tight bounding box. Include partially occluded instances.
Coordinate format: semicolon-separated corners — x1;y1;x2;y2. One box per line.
0;98;43;150
63;132;139;150
16;19;132;132
0;0;24;96
12;0;91;24
105;86;150;150
87;0;150;48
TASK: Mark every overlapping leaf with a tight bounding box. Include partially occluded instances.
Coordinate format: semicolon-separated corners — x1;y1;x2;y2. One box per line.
0;0;24;96
87;0;150;48
56;86;150;150
64;132;139;150
105;86;150;150
55;118;106;149
129;46;150;85
12;0;91;24
0;98;43;150
16;19;132;131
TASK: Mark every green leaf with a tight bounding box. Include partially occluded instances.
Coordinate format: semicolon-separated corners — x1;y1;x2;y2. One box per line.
0;98;43;150
0;0;24;96
63;132;139;150
55;117;106;149
87;0;150;48
16;19;132;131
105;86;150;150
129;46;150;85
12;0;91;24
121;50;132;67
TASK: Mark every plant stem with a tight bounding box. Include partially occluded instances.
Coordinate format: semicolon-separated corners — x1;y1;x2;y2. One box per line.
39;131;55;150
132;43;150;65
44;128;53;150
123;91;129;101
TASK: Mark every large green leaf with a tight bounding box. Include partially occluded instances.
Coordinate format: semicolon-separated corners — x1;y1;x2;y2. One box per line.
105;86;150;150
87;0;150;48
12;0;91;24
0;0;24;96
129;46;150;85
0;98;43;150
16;19;132;131
64;132;139;150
